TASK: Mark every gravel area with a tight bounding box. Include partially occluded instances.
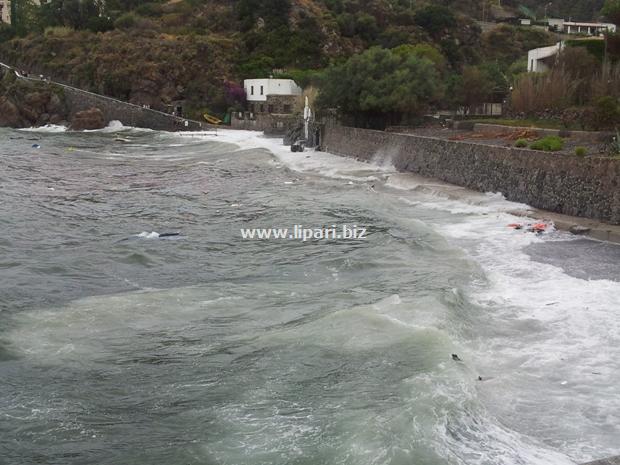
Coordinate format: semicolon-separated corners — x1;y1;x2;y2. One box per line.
394;127;611;157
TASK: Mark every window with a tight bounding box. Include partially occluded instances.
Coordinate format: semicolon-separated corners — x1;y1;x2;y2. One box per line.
251;86;254;95
283;105;291;113
260;86;264;95
268;105;274;113
260;104;264;113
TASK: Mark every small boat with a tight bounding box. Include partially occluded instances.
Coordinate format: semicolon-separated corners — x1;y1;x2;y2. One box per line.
203;112;222;125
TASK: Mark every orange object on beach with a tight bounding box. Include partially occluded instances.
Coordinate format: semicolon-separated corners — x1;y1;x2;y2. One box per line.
507;223;523;229
531;223;548;233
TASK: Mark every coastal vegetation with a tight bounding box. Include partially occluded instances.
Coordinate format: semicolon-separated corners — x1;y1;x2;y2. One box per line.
575;146;588;157
530;135;565;151
0;0;618;129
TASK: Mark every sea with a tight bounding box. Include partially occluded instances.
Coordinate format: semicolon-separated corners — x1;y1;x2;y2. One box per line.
1;124;619;465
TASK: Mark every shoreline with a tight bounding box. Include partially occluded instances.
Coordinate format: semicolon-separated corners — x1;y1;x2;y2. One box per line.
321;125;620;227
509;208;620;244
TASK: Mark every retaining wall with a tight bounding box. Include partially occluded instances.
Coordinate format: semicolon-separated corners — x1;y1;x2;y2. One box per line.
2;61;204;131
322;125;620;224
61;85;204;131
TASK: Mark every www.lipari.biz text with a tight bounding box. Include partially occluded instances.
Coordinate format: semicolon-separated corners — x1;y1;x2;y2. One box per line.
240;225;368;241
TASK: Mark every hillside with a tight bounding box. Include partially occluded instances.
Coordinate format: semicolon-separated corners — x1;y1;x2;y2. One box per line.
0;0;566;117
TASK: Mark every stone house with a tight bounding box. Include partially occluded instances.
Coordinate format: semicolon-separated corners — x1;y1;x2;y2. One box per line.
232;78;303;132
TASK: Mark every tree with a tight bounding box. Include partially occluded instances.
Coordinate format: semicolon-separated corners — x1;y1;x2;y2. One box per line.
414;5;456;37
602;0;620;25
317;46;443;128
448;66;493;111
11;0;42;36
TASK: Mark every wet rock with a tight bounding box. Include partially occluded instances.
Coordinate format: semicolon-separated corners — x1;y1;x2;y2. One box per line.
36;113;50;125
569;225;591;235
0;97;27;128
47;93;65;116
49;114;64;125
70;107;106;130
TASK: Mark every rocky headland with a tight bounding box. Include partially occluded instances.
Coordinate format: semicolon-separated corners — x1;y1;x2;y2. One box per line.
0;68;68;128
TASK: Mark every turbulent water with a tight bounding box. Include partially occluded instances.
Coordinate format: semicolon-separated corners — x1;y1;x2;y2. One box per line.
1;125;619;465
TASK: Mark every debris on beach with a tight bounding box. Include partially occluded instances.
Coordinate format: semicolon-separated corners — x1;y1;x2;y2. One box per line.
507;221;554;234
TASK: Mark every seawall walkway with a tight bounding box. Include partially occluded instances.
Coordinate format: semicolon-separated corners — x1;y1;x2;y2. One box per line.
0;61;208;132
322;124;620;227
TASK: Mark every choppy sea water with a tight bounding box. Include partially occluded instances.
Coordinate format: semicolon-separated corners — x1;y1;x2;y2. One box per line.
1;125;619;465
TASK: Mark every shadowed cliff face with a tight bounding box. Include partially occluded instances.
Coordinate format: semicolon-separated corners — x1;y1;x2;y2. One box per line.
0;69;68;128
0;29;238;118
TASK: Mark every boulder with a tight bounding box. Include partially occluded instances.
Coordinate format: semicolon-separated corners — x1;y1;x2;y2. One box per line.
0;97;27;128
70;107;106;130
47;93;66;116
49;114;64;125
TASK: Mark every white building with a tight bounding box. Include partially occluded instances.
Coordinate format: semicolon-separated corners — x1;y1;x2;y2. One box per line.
243;78;302;103
1;0;50;24
0;0;11;24
548;18;616;36
528;42;564;72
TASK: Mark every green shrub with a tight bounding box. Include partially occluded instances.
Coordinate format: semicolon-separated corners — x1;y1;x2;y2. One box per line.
114;13;137;29
611;129;620;155
135;3;163;17
594;96;620;130
44;26;73;37
575;146;587;157
530;136;564;151
515;138;528;148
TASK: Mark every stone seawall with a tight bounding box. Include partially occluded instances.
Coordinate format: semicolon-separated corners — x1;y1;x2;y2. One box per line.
61;85;203;131
322;125;620;224
1;61;204;131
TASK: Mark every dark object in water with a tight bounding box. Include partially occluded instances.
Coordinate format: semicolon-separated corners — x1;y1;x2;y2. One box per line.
452;354;462;362
478;376;483;381
159;232;181;238
291;140;306;152
32;144;41;149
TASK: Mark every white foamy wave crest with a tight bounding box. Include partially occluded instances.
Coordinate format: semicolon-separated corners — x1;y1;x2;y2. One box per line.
19;124;67;133
136;231;160;239
438;211;620;461
83;120;127;133
192;129;396;182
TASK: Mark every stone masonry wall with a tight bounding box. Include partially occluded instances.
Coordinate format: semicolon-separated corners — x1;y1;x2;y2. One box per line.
62;85;203;131
1;61;204;131
322;125;620;224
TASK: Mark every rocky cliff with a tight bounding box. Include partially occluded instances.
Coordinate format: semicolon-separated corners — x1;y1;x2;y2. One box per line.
0;68;68;128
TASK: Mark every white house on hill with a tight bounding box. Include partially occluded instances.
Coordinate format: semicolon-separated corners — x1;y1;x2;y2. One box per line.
1;0;51;24
244;78;302;103
0;0;11;23
548;18;616;36
243;78;302;115
527;42;564;72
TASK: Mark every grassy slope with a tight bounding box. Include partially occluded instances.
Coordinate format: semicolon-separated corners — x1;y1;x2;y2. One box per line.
0;0;558;117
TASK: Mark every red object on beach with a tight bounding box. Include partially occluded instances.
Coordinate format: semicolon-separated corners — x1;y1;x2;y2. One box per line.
507;223;523;229
531;223;548;232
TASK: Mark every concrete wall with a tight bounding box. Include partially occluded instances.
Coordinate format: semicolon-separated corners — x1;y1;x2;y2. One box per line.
322;125;620;224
